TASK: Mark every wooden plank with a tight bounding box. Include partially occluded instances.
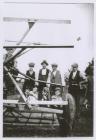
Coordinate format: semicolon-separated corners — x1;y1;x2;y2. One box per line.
3;100;68;105
4;115;56;121
4;122;59;127
3;17;71;24
3;104;63;114
4;40;74;47
26;106;63;114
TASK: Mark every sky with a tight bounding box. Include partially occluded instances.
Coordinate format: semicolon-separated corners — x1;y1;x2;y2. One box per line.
3;3;94;78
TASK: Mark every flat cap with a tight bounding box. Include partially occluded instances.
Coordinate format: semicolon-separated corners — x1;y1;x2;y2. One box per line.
29;62;35;67
41;60;48;65
51;63;58;67
72;63;78;68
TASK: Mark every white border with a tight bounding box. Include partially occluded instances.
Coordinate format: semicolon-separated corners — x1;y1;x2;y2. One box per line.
0;0;96;140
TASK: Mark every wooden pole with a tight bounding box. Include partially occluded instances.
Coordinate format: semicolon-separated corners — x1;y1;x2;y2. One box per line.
4;66;30;107
17;22;35;45
17;69;65;87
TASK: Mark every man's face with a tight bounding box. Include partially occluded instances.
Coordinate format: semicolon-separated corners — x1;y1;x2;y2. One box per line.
52;66;57;71
29;67;33;71
42;63;47;69
55;90;60;96
33;87;37;93
72;67;78;72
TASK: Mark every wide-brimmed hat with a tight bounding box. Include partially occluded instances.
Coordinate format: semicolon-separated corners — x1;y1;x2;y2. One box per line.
72;63;78;68
51;63;58;67
29;62;35;67
41;60;48;65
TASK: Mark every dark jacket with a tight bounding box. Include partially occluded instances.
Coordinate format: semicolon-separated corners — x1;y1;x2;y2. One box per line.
23;70;35;92
50;70;62;85
68;70;83;94
38;68;50;82
69;70;82;85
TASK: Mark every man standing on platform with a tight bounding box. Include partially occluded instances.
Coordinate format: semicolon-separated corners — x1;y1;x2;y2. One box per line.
23;62;35;93
68;63;84;116
38;60;50;100
50;63;62;96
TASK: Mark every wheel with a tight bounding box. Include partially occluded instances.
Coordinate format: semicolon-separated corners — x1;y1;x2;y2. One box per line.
57;93;76;136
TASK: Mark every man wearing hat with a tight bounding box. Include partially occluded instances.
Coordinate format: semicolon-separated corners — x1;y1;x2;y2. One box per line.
52;87;62;101
3;48;18;98
68;63;84;116
38;60;50;100
50;63;62;96
23;62;35;92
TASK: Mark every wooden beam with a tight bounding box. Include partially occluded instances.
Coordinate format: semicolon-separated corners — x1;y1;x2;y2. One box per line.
3;100;68;105
4;122;59;127
4;104;63;114
4;40;74;47
4;67;28;106
3;17;71;24
17;22;35;45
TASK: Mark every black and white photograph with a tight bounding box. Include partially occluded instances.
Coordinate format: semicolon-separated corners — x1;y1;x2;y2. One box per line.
1;0;95;138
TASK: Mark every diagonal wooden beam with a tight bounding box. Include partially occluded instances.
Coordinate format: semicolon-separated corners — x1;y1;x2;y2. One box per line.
17;22;35;45
4;66;30;108
4;48;26;65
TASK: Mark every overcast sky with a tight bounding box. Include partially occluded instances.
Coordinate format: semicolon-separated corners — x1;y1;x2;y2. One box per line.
3;3;94;79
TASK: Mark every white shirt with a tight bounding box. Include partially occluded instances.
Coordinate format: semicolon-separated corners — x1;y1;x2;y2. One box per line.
72;71;77;79
52;70;57;76
41;69;47;75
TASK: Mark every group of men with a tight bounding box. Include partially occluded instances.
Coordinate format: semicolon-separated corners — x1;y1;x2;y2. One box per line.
23;60;62;100
22;59;84;112
4;48;93;117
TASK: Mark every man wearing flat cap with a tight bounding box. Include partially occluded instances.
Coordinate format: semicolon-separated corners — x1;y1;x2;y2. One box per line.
23;62;35;92
68;63;84;116
38;60;50;100
3;48;18;98
50;63;62;96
